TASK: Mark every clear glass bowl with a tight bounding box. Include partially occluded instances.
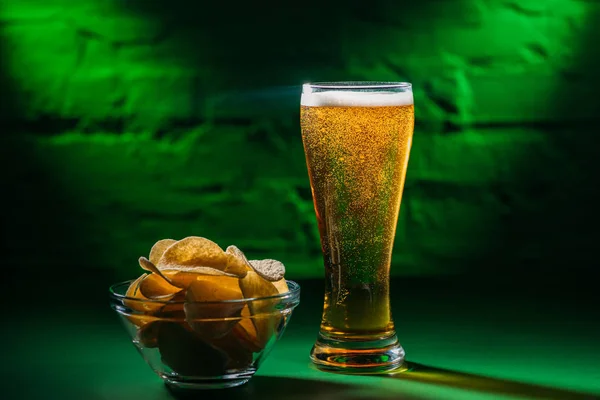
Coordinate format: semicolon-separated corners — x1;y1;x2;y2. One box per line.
109;279;300;389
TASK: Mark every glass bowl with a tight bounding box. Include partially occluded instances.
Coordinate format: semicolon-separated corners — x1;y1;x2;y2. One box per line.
109;279;300;389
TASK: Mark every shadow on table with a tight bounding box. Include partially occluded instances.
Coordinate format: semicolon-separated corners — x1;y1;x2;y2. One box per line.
167;375;427;400
164;362;598;400
384;361;598;400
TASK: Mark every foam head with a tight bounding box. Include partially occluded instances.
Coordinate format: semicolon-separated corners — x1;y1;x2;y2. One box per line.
301;87;413;107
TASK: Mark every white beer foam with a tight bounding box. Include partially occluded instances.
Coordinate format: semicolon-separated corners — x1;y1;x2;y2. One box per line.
301;90;413;107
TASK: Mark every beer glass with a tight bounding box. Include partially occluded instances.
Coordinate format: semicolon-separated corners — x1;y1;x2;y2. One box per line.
300;82;414;372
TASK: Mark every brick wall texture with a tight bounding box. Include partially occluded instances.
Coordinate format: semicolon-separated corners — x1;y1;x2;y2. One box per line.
2;0;600;282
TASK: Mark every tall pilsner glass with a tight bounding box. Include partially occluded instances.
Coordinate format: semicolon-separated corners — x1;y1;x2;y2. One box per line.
300;82;414;372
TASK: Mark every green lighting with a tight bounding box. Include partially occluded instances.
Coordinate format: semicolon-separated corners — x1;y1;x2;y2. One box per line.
1;0;599;279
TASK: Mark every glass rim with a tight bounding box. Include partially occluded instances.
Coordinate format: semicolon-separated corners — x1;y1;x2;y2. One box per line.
109;279;301;305
303;81;412;90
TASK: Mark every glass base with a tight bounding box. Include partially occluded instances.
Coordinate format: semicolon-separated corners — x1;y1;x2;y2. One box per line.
162;374;250;390
310;332;405;373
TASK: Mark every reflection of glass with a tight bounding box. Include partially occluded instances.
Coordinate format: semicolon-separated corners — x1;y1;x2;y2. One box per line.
300;82;414;372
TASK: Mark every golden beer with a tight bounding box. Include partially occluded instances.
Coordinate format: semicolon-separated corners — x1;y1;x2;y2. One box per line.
300;83;414;372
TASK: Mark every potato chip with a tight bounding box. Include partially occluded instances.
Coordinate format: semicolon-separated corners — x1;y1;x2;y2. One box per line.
187;275;244;302
224;245;252;277
209;330;254;369
184;277;245;338
248;259;285;282
124;314;154;329
138;320;162;348
157;236;229;270
158;322;228;376
123;274;164;327
124;272;171;315
272;278;289;294
239;270;279;301
138;257;173;285
253;314;280;350
138;273;181;300
225;245;248;262
124;273;148;312
184;314;239;340
158;291;186;319
232;305;261;353
149;238;177;265
238;271;280;348
126;274;145;296
162;267;237;288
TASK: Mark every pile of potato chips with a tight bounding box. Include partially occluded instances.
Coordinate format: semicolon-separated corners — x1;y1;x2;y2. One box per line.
123;236;289;375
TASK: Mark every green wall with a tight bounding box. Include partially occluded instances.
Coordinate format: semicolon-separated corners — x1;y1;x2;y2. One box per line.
2;0;599;286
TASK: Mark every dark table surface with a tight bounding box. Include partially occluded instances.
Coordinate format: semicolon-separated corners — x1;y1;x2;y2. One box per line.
3;277;599;400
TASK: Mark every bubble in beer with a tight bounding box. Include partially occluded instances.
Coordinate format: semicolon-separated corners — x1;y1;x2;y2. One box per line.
300;88;414;335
